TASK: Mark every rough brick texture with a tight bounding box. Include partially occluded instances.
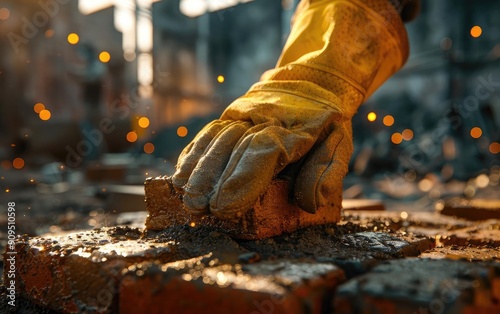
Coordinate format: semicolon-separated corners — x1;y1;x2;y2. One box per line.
144;176;342;239
334;258;500;314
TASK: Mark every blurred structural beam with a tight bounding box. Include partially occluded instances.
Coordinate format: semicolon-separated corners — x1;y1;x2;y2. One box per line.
78;0;160;98
179;0;255;18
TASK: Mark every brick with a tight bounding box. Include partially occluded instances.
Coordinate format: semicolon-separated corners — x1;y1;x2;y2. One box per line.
119;258;345;314
334;258;500;314
106;185;146;213
342;199;385;211
239;225;433;278
438;221;500;247
86;164;127;183
438;197;500;221
8;225;350;313
6;226;246;312
419;246;500;261
144;176;341;240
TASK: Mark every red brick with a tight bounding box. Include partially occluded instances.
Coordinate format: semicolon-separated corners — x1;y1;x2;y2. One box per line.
145;176;341;240
7;226;347;313
334;258;500;314
438;197;500;221
119;259;345;314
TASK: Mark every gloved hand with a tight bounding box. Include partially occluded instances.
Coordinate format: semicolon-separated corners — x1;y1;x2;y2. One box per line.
173;0;413;220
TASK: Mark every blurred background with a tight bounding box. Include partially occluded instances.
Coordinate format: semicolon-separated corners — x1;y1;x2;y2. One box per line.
0;0;499;236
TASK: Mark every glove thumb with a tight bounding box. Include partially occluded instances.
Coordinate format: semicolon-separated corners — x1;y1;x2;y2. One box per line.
294;123;353;214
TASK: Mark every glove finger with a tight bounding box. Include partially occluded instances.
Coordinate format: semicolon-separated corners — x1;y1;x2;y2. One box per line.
183;121;252;214
210;125;314;219
172;120;233;190
294;123;353;214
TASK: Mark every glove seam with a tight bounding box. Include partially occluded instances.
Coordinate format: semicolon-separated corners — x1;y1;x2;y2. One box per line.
247;81;345;115
287;62;367;97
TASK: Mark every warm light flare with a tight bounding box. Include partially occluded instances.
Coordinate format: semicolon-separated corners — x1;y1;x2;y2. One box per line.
39;109;51;121
67;33;80;44
126;131;138;143
217;75;225;83
13;158;25;170
177;126;188;138
490;142;500;154
144;142;155;154
99;51;111;63
402;129;414;141
34;103;45;113
367;112;377;122
391;132;403;144
470;127;482;139
383;115;394;127
0;8;10;20
470;25;482;38
138;117;150;128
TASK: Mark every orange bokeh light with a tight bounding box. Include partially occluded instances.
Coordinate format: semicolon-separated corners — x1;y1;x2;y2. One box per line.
402;129;414;141
67;33;79;44
144;143;155;154
470;26;482;38
490;142;500;154
138;117;150;128
470;127;482;139
39;109;51;121
12;158;25;170
383;115;394;127
0;8;11;20
99;51;111;63
177;126;188;137
126;131;138;143
391;133;403;145
34;102;45;113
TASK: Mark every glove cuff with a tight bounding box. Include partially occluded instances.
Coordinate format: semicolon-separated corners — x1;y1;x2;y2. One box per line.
261;0;409;109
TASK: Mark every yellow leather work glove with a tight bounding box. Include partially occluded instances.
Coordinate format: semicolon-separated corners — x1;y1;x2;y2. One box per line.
173;0;412;220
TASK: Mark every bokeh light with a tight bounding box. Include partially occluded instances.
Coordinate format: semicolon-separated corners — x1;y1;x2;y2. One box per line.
45;29;55;38
367;112;377;122
402;129;414;141
383;115;394;127
12;158;25;170
138;117;150;128
99;51;111;63
126;131;138;143
144;143;155;154
391;132;403;144
34;103;45;113
470;25;482;38
217;75;225;83
0;8;11;20
490;142;500;154
177;126;188;137
39;109;51;121
470;127;482;139
67;33;80;44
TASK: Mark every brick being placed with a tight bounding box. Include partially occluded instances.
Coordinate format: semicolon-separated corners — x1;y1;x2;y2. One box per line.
144;176;342;240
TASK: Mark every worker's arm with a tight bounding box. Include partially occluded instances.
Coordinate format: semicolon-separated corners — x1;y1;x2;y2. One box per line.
172;0;420;220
